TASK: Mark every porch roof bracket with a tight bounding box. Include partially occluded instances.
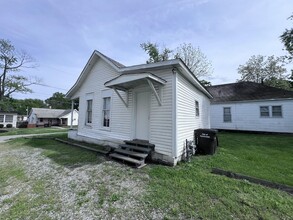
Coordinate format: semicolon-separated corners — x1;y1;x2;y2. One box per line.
113;88;128;107
147;79;162;106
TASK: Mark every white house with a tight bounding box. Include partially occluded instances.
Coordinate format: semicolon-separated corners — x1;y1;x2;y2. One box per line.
28;108;79;127
0;112;18;128
66;50;212;165
207;82;293;133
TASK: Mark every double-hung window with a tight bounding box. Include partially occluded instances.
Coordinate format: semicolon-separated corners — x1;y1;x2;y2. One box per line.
0;115;4;123
5;115;13;123
223;107;232;122
103;97;111;127
86;99;93;124
260;106;269;117
272;106;282;117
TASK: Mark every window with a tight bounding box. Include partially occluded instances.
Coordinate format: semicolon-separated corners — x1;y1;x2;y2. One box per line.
103;97;111;127
86;99;93;124
5;115;13;123
195;100;199;117
260;106;269;117
272;106;282;117
40;118;43;122
223;107;232;122
0;115;4;123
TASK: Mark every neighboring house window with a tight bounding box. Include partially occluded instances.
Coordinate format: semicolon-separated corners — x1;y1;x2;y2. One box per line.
40;118;43;122
86;100;93;124
0;115;4;122
223;107;232;122
272;106;282;117
5;115;13;123
103;97;111;127
195;100;199;117
260;106;269;117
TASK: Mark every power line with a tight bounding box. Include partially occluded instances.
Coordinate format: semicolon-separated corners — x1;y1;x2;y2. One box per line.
34;83;68;91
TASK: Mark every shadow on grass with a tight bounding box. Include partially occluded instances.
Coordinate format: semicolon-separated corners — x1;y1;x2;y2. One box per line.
12;136;106;168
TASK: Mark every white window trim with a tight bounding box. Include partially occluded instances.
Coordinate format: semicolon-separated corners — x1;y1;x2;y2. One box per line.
272;105;283;118
86;99;93;125
100;89;113;131
195;100;199;117
260;106;270;118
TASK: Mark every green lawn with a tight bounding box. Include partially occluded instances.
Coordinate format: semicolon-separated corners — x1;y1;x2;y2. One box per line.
0;132;292;219
144;132;293;219
0;127;68;136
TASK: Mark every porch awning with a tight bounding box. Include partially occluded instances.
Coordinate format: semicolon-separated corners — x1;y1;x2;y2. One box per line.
104;72;166;91
104;72;167;106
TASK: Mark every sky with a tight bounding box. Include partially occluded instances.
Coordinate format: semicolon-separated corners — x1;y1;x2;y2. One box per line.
1;0;292;100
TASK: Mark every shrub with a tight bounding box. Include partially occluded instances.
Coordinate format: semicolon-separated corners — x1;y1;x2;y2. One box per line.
17;121;28;128
0;124;4;128
6;124;13;128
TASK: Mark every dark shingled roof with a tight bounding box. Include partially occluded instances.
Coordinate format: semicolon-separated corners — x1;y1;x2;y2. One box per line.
207;82;293;103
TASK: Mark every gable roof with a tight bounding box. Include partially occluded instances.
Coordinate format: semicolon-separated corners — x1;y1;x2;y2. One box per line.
66;50;213;99
30;108;74;118
207;82;293;103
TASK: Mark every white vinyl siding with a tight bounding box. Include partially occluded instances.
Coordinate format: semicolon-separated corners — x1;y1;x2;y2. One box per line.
210;100;293;133
176;73;210;157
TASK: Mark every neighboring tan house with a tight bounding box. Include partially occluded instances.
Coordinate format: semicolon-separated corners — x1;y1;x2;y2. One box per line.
0;112;18;128
66;50;212;166
207;82;293;133
28;108;78;127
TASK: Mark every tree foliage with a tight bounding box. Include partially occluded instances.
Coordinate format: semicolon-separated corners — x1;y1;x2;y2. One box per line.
280;14;293;62
45;92;72;109
140;42;172;63
0;98;46;115
140;42;213;86
0;39;38;99
237;55;291;90
174;43;213;79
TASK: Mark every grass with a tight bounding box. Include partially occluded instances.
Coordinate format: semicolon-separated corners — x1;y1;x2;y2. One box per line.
0;127;68;136
0;132;293;219
144;132;293;219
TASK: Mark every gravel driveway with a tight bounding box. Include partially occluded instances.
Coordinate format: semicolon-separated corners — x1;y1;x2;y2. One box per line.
0;142;164;219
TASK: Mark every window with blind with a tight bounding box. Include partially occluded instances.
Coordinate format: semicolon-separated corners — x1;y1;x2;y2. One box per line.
103;97;111;127
86;99;93;124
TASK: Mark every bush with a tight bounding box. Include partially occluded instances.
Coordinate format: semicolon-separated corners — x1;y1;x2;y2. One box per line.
0;124;4;128
17;121;28;128
6;124;13;128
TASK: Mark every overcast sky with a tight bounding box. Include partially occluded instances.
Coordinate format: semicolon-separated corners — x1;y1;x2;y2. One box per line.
1;0;292;100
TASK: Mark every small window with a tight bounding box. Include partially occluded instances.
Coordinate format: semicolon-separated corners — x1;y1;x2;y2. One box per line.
272;106;282;117
0;115;4;123
40;118;43;122
195;101;199;117
223;107;232;122
103;97;111;127
5;115;13;123
260;106;269;117
86;100;93;124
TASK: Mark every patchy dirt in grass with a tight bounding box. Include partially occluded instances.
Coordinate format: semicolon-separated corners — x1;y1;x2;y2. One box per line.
0;146;164;219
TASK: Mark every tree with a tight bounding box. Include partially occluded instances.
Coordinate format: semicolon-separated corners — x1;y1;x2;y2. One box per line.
140;42;213;85
280;14;293;62
0;39;38;99
140;42;172;63
174;43;213;79
237;55;291;90
45;92;71;109
0;98;46;115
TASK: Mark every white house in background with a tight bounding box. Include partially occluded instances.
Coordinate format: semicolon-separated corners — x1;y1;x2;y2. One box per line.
28;108;79;127
207;82;293;133
66;50;212;165
0;112;18;128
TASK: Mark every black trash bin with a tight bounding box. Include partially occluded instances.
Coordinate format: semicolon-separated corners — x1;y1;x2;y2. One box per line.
194;129;218;155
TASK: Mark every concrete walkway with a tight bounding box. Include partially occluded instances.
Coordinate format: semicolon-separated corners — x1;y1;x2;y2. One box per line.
0;132;67;143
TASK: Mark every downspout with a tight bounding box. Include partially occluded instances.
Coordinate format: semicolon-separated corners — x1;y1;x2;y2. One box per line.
70;100;74;129
172;68;178;162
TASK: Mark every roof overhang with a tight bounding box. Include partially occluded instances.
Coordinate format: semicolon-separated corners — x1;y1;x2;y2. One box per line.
104;72;167;91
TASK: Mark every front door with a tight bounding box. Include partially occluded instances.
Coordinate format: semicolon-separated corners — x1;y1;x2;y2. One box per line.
135;91;150;140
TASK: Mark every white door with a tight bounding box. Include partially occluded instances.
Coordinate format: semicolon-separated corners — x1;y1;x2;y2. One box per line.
135;91;150;140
